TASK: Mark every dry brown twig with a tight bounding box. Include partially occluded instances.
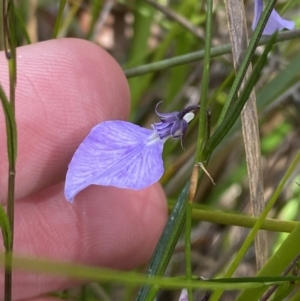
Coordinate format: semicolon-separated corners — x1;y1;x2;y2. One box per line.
224;0;267;270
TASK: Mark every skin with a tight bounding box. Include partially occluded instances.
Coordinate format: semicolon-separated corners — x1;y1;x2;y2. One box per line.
0;39;167;301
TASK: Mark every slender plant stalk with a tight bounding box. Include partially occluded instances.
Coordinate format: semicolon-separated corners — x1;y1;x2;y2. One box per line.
3;252;300;290
86;0;104;40
185;201;193;301
185;1;213;300
14;7;31;44
52;0;66;38
58;1;82;38
124;30;300;78
2;1;17;301
202;0;278;159
187;207;298;233
196;0;213;163
136;183;189;301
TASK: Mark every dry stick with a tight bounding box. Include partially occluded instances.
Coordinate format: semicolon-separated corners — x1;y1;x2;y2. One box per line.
224;0;267;270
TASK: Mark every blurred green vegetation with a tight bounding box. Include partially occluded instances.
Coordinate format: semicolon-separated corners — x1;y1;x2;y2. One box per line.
1;0;300;301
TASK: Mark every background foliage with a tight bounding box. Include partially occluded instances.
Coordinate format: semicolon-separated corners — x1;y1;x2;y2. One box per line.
1;0;300;301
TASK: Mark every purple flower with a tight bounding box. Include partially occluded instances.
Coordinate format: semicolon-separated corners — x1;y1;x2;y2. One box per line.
64;103;199;202
252;0;295;35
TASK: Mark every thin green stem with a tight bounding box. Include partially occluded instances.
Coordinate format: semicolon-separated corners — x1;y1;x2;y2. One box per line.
187;207;298;233
136;182;189;301
124;30;300;78
185;202;193;301
185;2;213;300
280;0;295;14
59;2;82;38
3;252;300;290
196;0;213;163
14;7;31;45
1;2;17;301
52;0;66;38
203;29;277;159
86;0;102;40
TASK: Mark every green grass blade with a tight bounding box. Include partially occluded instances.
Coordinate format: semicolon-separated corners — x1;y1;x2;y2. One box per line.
52;0;66;38
185;1;213;299
14;6;31;45
0;205;11;251
189;206;298;233
257;52;300;110
2;2;18;300
235;223;300;301
0;79;17;168
196;0;213;162
3;250;299;290
135;182;189;301
203;33;277;158
86;0;102;40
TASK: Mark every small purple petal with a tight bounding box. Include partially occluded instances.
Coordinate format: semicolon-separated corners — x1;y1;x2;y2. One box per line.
153;104;199;143
179;120;188;148
152;122;173;140
65;121;164;202
252;0;295;35
155;102;179;123
170;121;182;137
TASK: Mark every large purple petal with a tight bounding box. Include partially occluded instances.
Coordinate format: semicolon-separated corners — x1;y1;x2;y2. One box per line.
65;121;164;202
252;0;295;35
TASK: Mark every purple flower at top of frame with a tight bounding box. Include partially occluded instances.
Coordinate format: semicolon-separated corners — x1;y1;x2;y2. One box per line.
252;0;295;35
64;103;199;202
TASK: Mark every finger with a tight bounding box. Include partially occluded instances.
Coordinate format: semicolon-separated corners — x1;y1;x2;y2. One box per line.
0;38;130;204
2;182;167;300
21;298;60;301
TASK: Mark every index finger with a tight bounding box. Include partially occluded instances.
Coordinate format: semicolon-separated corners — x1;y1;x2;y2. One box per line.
0;38;130;204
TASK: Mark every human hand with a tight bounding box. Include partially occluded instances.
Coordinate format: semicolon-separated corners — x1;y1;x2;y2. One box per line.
0;38;167;301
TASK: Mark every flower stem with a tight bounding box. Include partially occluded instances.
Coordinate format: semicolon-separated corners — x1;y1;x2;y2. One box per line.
185;1;213;300
124;30;300;78
52;0;66;38
2;2;17;301
169;205;298;233
196;0;213;163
